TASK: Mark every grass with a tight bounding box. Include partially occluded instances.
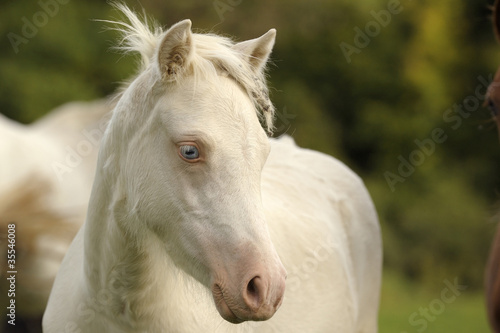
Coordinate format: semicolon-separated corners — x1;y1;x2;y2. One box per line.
379;270;490;333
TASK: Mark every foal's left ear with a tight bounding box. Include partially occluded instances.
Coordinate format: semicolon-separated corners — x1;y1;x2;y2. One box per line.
157;19;193;81
232;29;276;73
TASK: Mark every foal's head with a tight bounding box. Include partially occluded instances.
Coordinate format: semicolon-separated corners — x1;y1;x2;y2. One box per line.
101;6;286;323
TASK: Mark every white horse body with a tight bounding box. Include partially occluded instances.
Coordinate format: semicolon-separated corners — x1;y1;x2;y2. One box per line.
0;99;109;214
0;100;109;317
44;5;381;333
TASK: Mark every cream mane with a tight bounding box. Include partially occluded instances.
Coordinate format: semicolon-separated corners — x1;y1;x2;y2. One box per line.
104;3;275;133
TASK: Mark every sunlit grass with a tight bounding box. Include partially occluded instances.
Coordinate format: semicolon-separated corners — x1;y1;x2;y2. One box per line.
379;270;490;333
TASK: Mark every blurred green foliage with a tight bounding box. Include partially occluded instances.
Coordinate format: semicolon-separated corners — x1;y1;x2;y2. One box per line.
2;0;500;291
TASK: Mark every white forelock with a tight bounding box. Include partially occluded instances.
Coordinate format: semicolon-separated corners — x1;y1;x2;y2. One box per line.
104;3;275;133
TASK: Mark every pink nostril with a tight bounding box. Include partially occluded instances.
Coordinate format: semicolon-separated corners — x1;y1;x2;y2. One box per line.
244;276;264;311
247;277;257;295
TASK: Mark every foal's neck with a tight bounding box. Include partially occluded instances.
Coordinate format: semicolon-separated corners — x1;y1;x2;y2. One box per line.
82;173;173;325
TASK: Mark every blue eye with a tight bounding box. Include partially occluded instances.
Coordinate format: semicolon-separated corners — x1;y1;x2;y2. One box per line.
179;145;200;160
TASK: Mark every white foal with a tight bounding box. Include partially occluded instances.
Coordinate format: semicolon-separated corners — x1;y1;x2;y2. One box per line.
43;5;382;333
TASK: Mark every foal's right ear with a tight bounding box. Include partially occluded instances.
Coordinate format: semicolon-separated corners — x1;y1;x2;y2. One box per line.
157;19;193;81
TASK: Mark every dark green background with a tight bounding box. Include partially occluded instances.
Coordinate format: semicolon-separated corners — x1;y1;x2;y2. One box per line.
1;0;499;300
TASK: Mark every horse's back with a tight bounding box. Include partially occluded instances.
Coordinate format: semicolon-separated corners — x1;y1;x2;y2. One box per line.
32;99;110;136
262;136;382;332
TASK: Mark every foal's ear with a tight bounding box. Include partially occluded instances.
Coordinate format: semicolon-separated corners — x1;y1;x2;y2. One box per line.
157;19;193;81
232;29;276;72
